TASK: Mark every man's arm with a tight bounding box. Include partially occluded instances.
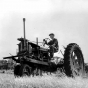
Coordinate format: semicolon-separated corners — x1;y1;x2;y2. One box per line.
53;39;59;51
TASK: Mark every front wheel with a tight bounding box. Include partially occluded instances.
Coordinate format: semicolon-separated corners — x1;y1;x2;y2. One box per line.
14;64;21;77
19;64;32;77
64;43;85;77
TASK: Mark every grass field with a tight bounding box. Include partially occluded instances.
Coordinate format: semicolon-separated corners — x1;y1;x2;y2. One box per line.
0;71;88;88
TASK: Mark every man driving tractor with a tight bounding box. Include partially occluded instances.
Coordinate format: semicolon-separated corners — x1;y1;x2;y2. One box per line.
43;33;59;59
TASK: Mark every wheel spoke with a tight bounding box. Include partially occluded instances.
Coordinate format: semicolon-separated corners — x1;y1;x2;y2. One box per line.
23;66;31;76
73;66;81;76
72;51;84;76
24;68;28;73
72;52;76;64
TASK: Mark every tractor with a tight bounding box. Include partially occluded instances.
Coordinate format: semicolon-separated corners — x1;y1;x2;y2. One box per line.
3;18;85;77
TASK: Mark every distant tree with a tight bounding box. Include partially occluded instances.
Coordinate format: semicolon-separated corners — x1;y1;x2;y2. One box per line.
7;59;15;70
85;63;88;73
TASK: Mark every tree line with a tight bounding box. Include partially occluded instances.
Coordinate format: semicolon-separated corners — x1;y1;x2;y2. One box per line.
0;59;15;70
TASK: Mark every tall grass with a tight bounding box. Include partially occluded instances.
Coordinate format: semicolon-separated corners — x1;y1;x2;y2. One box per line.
0;72;88;88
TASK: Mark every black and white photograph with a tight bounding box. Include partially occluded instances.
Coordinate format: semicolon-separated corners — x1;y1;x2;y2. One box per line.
0;0;88;88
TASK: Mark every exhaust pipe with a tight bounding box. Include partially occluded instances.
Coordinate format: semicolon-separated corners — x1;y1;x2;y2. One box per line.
36;37;38;45
23;18;26;49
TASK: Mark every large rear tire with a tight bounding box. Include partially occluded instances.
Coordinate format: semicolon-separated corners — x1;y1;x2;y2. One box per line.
64;43;85;77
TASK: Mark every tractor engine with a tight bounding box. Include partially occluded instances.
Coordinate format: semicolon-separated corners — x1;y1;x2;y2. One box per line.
17;37;32;55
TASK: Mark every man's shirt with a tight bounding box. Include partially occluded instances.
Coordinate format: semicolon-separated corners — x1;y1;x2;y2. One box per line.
48;38;59;49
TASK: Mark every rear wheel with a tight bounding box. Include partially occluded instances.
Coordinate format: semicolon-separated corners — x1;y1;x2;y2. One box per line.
19;64;32;77
64;43;84;77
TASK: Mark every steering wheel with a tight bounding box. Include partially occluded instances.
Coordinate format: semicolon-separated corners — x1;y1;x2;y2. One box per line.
43;38;50;46
44;38;50;41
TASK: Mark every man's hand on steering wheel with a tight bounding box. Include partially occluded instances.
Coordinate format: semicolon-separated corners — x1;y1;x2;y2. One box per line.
43;38;50;45
43;38;51;47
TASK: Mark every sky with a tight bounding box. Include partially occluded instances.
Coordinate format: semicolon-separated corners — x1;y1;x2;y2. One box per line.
0;0;88;62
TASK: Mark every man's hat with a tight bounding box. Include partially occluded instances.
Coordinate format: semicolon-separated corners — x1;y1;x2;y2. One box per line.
49;33;55;36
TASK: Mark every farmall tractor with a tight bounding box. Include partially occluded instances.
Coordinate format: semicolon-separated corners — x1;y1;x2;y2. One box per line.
3;18;85;77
